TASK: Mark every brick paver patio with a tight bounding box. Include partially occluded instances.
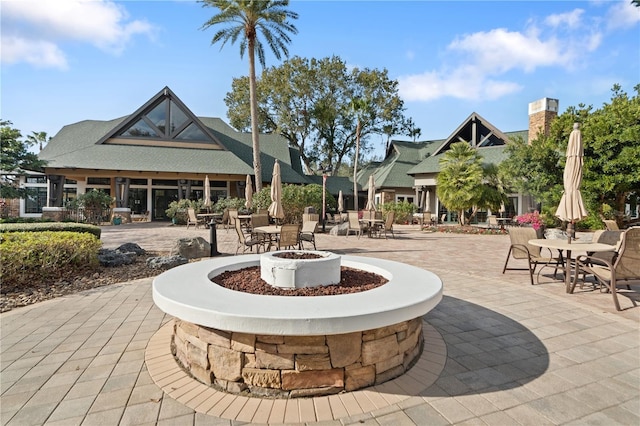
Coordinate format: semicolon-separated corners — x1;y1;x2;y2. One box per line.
1;222;638;425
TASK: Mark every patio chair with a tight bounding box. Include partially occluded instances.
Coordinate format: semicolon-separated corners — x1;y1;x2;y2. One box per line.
378;211;395;239
300;220;318;250
227;208;238;232
571;227;640;311
603;219;619;231
488;215;499;229
346;210;365;238
250;213;269;231
277;224;301;250
234;217;264;254
214;209;229;228
186;208;204;229
502;227;563;285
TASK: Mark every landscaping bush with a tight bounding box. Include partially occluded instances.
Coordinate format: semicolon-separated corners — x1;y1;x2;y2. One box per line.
1;231;101;286
165;199;204;225
0;222;101;238
252;184;335;223
381;201;416;224
213;197;247;214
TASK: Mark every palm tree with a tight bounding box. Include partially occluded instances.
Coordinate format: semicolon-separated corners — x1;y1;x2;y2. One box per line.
436;142;484;225
200;0;298;192
27;131;48;151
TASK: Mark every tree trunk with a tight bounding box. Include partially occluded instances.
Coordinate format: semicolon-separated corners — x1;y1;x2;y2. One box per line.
248;38;262;192
353;119;361;210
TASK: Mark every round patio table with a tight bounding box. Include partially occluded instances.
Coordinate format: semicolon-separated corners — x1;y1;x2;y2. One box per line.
529;239;616;293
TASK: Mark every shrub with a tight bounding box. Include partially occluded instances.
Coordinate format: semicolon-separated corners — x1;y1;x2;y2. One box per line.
381;201;416;224
1;231;101;286
75;189;113;211
213;197;247;214
165;199;204;224
252;184;335;223
0;222;101;238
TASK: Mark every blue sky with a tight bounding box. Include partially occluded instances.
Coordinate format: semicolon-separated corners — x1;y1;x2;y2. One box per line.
2;0;639;159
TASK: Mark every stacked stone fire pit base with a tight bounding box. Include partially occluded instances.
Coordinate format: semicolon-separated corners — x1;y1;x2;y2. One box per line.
172;317;423;398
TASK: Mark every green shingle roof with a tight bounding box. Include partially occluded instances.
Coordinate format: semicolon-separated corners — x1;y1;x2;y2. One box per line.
39;88;309;185
357;140;440;189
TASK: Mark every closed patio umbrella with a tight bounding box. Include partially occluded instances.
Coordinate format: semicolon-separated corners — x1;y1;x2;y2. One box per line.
244;175;253;210
268;160;285;223
425;190;431;212
555;123;588;242
337;190;344;213
203;175;211;211
365;174;376;211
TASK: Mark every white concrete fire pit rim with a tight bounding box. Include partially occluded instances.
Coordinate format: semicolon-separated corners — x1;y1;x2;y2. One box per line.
152;254;442;335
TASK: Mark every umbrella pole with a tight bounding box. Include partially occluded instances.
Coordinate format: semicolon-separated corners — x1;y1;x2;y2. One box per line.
567;221;574;244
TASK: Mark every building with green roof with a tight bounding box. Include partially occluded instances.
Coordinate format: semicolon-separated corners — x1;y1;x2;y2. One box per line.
16;90;555;223
26;87;310;220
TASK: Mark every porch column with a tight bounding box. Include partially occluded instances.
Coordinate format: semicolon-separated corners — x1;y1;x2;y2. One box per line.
115;177;130;208
47;174;65;207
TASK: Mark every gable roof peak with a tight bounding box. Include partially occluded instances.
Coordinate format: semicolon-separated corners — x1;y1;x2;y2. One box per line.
432;111;511;156
96;86;224;149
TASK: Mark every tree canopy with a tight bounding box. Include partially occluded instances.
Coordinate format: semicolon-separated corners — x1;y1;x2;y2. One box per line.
1;120;47;199
224;55;411;175
500;84;640;226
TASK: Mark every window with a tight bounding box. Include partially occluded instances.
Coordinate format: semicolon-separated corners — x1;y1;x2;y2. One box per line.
26;176;47;184
87;177;111;185
25;188;47;213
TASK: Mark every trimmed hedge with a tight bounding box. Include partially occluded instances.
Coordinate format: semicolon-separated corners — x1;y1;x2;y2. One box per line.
0;222;101;239
1;231;101;286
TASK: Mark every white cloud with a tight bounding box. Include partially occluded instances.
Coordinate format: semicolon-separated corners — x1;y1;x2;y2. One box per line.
605;1;640;31
1;0;156;69
1;36;68;70
544;9;585;29
398;66;522;102
398;6;614;103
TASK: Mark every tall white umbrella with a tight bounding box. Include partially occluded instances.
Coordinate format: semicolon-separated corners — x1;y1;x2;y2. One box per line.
365;174;376;211
555;123;588;242
244;175;253;210
337;190;344;213
203;175;211;211
268;160;285;222
425;190;431;212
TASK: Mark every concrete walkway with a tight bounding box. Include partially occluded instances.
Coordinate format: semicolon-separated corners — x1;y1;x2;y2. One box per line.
2;222;638;425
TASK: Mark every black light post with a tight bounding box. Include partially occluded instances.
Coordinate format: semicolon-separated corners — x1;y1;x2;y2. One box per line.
209;220;220;256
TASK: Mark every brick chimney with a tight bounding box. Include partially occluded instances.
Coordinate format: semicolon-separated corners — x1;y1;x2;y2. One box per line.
528;98;559;143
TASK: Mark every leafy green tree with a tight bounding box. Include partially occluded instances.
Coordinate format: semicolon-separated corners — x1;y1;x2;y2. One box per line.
582;84;640;221
436;142;484;225
1;120;47;199
200;0;298;192
500;84;639;227
499;133;564;220
224;55;409;175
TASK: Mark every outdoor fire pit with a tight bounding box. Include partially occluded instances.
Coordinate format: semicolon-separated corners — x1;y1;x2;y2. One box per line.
152;251;443;397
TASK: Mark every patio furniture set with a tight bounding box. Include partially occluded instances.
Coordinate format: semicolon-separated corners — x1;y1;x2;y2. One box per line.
232;214;319;255
503;226;640;311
